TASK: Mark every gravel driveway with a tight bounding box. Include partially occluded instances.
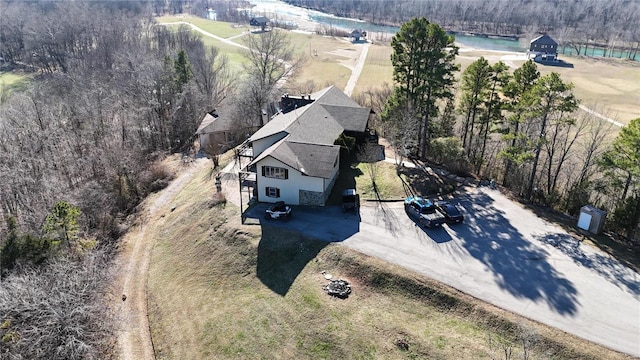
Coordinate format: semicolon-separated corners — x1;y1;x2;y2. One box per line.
246;186;640;356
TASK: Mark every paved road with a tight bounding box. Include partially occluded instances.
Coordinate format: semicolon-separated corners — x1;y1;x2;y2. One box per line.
246;187;640;357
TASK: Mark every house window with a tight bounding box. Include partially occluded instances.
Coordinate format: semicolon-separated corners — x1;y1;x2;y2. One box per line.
265;187;280;198
262;166;288;179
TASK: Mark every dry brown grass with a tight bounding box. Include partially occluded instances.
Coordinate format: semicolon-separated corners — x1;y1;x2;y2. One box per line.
287;33;359;90
146;163;631;360
355;44;639;124
536;57;640;124
353;44;394;95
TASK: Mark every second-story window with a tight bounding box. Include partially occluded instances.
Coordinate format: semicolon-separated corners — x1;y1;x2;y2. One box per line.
262;166;288;179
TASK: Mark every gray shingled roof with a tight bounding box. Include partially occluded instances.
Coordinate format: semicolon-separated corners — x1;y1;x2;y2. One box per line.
249;138;340;178
196;112;218;134
248;85;369;143
322;105;370;132
248;85;369;179
274;141;340;178
530;34;557;45
248;102;314;142
313;86;361;107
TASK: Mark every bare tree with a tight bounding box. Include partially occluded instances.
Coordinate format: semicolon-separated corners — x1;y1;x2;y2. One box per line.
0;251;113;360
242;29;306;126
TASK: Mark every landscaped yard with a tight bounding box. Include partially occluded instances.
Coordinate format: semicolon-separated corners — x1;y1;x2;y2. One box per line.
145;157;630;359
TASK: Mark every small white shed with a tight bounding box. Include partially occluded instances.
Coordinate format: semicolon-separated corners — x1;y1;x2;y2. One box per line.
577;205;607;234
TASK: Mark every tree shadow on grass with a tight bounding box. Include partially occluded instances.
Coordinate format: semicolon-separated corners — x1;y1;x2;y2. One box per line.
449;192;580;315
256;225;329;296
535;232;640;297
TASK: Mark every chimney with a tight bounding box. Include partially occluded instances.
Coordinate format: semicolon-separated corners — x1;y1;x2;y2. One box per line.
307;94;311;100
210;109;218;118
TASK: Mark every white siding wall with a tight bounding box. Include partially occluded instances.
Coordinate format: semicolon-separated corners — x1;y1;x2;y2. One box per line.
199;134;210;150
252;133;287;158
257;157;324;205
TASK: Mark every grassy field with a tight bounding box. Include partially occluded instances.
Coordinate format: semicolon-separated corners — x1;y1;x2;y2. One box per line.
152;16;640;124
353;44;394;95
0;71;31;97
537;57;640;123
285;33;355;90
156;15;247;38
455;50;639;124
146;161;630;359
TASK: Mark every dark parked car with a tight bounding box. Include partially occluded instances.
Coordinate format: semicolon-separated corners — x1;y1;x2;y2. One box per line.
404;196;446;228
435;201;464;224
341;189;359;212
265;201;292;220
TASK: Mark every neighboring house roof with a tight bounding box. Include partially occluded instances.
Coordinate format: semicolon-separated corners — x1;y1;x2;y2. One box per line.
196;107;261;135
530;34;557;46
196;111;226;135
250;17;269;25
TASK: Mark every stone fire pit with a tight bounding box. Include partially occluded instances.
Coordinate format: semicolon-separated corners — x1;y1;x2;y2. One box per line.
323;279;352;299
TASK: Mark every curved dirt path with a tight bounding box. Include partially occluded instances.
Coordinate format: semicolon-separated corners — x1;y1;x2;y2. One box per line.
159;21;250;50
113;159;208;360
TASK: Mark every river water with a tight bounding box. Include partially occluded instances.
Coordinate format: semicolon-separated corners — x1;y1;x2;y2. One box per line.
249;0;526;52
248;0;637;59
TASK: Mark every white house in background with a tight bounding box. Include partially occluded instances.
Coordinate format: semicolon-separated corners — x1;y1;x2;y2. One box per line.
243;85;372;206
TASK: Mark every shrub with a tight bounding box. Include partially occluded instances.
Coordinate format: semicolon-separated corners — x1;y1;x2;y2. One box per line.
139;162;174;194
209;192;227;208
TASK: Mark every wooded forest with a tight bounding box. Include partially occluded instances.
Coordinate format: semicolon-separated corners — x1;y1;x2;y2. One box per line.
0;2;234;357
286;0;640;59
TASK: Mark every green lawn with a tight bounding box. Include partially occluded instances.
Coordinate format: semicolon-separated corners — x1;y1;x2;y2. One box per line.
0;71;31;96
156;15;247;38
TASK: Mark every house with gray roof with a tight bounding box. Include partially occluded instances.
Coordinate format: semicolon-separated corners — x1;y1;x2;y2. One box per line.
528;34;558;61
349;29;367;42
243;86;372;206
249;16;270;32
196;108;260;154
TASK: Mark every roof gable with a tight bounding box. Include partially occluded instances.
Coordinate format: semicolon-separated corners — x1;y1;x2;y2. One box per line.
248;101;315;142
196;112;218;134
530;35;557;46
249;85;369;143
251;139;339;178
250;17;269;25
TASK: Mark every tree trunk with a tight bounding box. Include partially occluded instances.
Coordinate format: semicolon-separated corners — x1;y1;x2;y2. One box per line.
527;112;549;200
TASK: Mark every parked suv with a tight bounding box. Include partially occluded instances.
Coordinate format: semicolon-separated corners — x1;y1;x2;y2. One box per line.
341;189;360;212
404;196;446;228
435;201;464;224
